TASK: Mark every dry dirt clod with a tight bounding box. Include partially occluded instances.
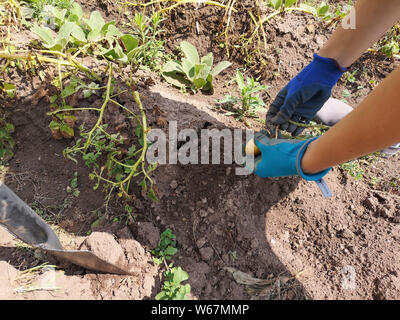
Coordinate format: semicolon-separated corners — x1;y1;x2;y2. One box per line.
200;247;214;261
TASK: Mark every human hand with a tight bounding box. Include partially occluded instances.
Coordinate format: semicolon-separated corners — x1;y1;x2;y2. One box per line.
266;53;346;136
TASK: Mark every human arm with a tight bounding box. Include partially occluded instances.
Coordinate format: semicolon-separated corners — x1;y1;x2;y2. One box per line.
266;0;400;136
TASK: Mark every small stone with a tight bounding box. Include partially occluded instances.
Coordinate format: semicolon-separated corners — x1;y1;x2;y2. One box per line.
338;229;354;240
306;24;315;34
196;237;207;249
200;247;214;261
377;207;390;218
199;209;208;218
392;214;400;224
170;180;178;189
364;197;377;211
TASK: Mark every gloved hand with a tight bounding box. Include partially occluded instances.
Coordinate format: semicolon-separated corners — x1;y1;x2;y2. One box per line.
252;131;331;181
266;53;346;136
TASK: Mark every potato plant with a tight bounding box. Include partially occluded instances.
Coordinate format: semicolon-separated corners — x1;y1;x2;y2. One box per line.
162;41;232;92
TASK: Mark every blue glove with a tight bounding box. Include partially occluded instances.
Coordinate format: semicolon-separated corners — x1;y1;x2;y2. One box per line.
252;131;331;181
266;53;346;136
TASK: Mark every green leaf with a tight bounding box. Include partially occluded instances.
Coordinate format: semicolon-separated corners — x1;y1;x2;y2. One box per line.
101;21;116;35
180;58;195;80
2;82;16;99
211;61;232;76
193;78;207;89
180;41;199;65
106;24;122;38
299;3;317;15
120;34;139;52
162;60;181;73
148;188;158;202
236;70;245;91
172;267;189;284
201;52;214;69
285;0;296;8
70;2;83;21
86;11;105;32
87;29;102;42
164;246;177;256
317;4;330;17
31;24;55;48
70;24;86;43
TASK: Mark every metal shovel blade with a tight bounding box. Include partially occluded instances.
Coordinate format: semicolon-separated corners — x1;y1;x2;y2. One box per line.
0;182;132;275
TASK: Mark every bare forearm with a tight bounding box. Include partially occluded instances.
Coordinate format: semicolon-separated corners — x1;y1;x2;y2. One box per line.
301;67;400;174
319;0;400;68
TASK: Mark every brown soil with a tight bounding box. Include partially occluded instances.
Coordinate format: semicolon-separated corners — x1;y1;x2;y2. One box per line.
0;0;399;300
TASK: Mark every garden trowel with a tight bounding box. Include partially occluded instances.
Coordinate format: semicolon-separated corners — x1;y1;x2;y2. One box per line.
0;182;132;275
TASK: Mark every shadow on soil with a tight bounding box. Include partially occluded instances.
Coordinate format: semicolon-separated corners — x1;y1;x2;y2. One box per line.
1;82;308;299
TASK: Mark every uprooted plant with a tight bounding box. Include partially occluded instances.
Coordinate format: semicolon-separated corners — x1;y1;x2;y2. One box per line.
162;41;231;92
48;64;158;203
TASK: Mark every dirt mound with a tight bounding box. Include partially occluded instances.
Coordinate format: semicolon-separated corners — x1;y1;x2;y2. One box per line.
0;227;159;299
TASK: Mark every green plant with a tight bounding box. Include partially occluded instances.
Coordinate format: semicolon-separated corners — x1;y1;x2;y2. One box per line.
151;228;191;300
67;171;80;197
267;0;297;11
156;266;191;300
162;41;232;92
151;228;178;265
217;70;268;120
31;2;140;63
0;81;16;99
375;25;400;58
0;118;15;162
129;12;165;70
340;161;365;180
50;66;157;201
21;0;74;20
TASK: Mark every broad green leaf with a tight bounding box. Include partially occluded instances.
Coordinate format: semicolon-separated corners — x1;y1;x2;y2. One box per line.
162;72;188;89
164;246;177;256
49;120;60;130
300;3;317;15
162;60;181;73
87;29;102;42
101;21;116;35
180;41;199;65
56;22;74;49
106;24;122;37
269;0;282;10
31;24;55;48
120;34;139;52
70;24;86;43
172;267;189;284
201;52;214;69
285;0;296;8
193;78;207;89
70;2;83;21
86;11;105;32
317;4;330;17
179;58;194;80
155;291;166;300
211;60;232;76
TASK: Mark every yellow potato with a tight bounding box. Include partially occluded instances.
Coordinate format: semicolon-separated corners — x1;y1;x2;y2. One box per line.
245;139;261;156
